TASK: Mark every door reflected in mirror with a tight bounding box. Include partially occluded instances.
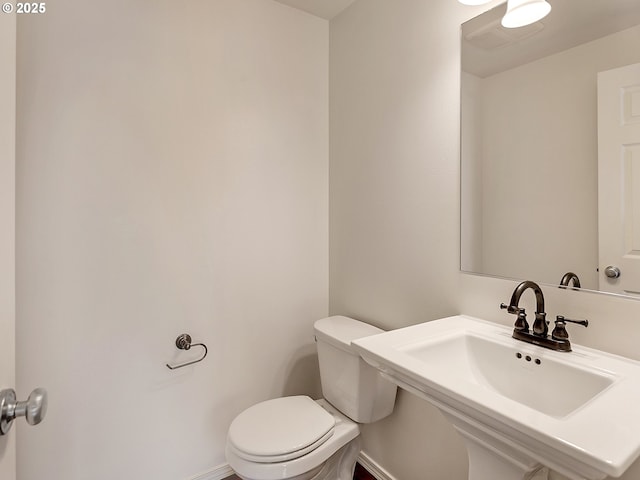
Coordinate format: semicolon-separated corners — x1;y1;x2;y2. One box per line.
460;0;640;297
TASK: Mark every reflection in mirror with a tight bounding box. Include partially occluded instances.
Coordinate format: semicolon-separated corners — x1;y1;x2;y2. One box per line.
461;0;640;297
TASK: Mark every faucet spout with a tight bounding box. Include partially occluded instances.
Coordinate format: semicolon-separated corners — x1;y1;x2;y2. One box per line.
507;280;547;337
559;272;581;289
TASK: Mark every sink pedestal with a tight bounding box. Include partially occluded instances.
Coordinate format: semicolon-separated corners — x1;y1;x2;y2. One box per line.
396;379;551;480
464;440;546;480
395;378;604;480
445;412;548;480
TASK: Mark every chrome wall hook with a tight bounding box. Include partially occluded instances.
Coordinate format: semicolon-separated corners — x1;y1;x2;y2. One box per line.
166;334;208;370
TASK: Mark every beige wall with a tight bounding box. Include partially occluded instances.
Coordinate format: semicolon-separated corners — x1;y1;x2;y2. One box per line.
329;1;486;478
15;1;327;478
0;11;16;480
330;0;463;328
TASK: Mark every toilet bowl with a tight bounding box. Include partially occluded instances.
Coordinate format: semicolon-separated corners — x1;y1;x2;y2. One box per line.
226;397;360;480
225;316;397;480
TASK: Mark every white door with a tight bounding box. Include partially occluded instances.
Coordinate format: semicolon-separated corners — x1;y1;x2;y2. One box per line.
598;62;640;295
0;11;16;480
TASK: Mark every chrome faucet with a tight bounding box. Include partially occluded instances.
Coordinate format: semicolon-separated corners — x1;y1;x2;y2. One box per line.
501;280;588;352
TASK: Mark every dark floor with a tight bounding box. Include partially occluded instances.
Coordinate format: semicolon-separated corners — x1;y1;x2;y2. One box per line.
354;462;376;480
226;462;375;480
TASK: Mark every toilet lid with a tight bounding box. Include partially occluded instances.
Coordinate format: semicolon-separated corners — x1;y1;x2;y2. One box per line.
228;396;335;462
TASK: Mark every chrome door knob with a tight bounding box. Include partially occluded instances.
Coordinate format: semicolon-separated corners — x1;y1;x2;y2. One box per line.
605;265;621;278
0;388;48;435
17;388;47;426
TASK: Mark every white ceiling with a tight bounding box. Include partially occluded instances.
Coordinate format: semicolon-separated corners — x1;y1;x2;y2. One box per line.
272;0;357;20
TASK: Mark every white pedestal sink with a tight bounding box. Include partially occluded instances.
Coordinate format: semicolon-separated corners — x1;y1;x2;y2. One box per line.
351;315;640;480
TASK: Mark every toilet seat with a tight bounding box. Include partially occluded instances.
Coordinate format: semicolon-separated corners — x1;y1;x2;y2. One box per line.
228;396;336;463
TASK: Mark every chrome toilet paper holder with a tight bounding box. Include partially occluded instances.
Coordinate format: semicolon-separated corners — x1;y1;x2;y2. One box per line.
166;334;208;370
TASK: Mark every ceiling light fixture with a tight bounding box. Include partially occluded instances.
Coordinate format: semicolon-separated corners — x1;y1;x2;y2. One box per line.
458;0;552;29
501;0;551;28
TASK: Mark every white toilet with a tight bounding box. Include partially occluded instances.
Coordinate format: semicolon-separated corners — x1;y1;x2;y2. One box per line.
225;316;398;480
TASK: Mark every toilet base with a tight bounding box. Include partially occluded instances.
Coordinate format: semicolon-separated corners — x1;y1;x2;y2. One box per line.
313;436;361;480
233;437;362;480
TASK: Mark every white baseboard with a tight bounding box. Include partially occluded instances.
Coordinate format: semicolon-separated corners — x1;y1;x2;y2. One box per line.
187;453;394;480
357;452;397;480
186;463;235;480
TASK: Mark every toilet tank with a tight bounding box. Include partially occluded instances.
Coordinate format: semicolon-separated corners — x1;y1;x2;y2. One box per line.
314;316;397;423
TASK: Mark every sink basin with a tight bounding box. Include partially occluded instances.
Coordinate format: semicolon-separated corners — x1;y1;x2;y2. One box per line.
352;315;640;480
400;330;614;418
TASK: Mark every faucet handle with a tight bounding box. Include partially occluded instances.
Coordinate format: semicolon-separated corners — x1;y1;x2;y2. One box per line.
500;303;519;314
556;315;589;327
552;315;588;341
500;303;529;332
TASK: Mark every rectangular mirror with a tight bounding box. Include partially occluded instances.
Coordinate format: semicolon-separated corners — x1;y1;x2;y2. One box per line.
461;0;640;297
